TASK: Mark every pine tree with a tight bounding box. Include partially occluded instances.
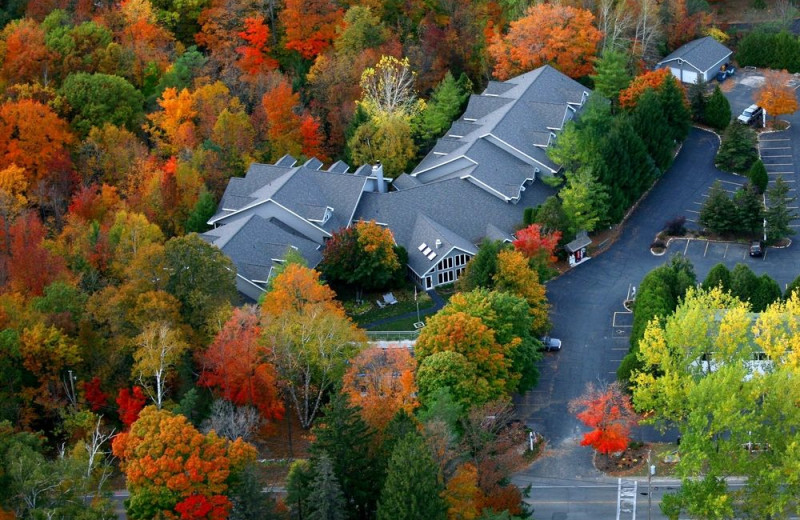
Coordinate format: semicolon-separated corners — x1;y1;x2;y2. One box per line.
702;263;732;292
590;50;632;105
415;72;471;151
704;86;732;130
631;89;674;171
595;116;657;222
377;432;447;520
733;184;764;236
307;453;347;520
730;263;760;304
185;190;216;233
688;80;707;122
748;159;769;194
658;75;692;142
700;180;737;235
752;274;782;312
716;123;758;174
766;176;798;241
311;393;380;520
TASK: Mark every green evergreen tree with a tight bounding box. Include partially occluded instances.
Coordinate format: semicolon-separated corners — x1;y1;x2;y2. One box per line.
704;86;732;130
590;50;632;104
730;263;761;305
377;432;447;520
560;169;610;232
286;459;314;520
658;74;692;142
534;196;572;237
185;190;217;233
716;122;758;174
630;89;674;171
311;393;380;520
702;263;732;292
766;176;798;242
748;159;769;194
307;453;347;520
751;274;782;312
688;80;707;122
456;239;504;291
733;183;764;236
700;180;737;235
595;116;657;222
415;72;472;151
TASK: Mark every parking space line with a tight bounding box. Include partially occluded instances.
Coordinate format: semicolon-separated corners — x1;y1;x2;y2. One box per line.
765;163;794;166
724;244;729;258
684;240;690;256
759;146;791;150
768;172;793;175
760;138;790;141
704;241;709;256
719;179;743;185
764;249;768;261
686;209;700;214
686;218;697;223
760;154;793;158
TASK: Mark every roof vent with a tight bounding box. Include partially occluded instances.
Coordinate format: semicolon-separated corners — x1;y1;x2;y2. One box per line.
435;239;442;248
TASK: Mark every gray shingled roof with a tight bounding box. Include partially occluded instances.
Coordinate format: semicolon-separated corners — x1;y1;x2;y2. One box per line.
412;65;589;198
657;36;732;73
354;177;555;275
202;214;322;282
392;173;423;190
406;214;478;275
210;162;367;232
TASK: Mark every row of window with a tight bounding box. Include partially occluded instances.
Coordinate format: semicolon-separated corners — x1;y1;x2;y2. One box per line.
437;267;466;285
435;253;470;272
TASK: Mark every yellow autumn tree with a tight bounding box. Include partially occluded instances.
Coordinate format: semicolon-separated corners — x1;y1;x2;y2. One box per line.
493;249;550;335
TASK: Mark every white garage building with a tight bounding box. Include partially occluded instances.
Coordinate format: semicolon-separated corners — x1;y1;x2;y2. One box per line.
656;36;733;84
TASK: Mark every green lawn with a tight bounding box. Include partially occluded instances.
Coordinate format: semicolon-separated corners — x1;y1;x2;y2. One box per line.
345;287;434;327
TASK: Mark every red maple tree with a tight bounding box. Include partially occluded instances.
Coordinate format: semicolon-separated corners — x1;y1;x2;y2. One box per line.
116;386;147;427
512;224;561;265
235;17;278;78
569;382;639;455
82;377;109;412
197;307;284;421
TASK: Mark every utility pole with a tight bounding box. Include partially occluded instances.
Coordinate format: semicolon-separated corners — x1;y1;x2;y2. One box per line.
648;449;655;520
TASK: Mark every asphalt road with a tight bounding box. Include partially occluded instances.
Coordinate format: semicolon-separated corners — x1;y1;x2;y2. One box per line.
514;72;800;515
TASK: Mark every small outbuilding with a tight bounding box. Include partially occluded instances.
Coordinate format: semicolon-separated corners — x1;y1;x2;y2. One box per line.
656;36;733;84
565;231;592;267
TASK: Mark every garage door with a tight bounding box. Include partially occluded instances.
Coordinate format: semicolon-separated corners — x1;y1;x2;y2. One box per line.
669;67;698;84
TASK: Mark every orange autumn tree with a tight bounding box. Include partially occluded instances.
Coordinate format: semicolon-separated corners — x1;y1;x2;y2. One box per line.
488;3;602;80
0;19;53;86
147;88;199;154
280;0;344;60
112;406;256;519
117;0;174;87
198;306;284;421
235;17;278;79
443;462;484;520
0;99;74;188
569;381;639;456
342;347;417;432
756;69;799;123
618;68;671;109
259;77;328;162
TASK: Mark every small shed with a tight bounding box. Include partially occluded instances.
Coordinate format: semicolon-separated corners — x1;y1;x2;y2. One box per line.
565;231;592;267
656;36;733;84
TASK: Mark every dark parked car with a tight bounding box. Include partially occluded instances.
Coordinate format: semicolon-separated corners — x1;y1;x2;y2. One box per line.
749;241;764;257
540;336;562;351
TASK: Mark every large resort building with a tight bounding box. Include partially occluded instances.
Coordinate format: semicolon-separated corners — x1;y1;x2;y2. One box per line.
203;65;591;301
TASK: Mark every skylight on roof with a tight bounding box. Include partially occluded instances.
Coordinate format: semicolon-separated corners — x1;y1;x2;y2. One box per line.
427;251;437;260
422;247;432;256
418;243;427;251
